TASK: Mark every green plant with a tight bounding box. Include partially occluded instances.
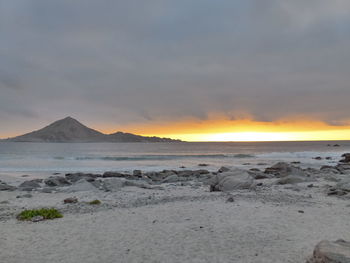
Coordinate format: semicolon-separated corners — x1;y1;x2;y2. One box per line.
17;208;63;221
89;199;101;205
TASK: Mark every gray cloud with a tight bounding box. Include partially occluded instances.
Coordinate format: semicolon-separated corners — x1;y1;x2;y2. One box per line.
1;0;350;136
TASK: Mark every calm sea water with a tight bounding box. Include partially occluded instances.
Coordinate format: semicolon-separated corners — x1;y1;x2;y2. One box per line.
0;141;350;177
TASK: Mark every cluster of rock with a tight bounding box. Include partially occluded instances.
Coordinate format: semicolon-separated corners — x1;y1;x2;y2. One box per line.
0;169;213;193
1;153;350;197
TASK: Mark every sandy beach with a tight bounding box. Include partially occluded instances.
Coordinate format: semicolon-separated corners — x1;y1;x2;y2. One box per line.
1;159;350;263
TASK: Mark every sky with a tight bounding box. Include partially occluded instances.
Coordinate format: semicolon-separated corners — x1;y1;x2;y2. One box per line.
1;0;350;141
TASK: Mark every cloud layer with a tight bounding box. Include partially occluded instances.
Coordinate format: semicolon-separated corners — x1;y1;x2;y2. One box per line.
1;0;350;136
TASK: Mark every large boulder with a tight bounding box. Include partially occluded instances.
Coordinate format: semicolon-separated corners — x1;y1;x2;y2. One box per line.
100;178;125;191
209;170;254;192
64;179;98;192
264;162;306;178
308;240;350;263
18;180;41;191
340;153;350;163
44;176;71;187
0;181;16;191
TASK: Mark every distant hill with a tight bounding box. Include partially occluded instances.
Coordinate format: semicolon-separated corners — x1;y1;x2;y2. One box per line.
5;117;181;143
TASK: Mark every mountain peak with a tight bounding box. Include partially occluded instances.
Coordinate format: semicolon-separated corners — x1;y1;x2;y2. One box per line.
7;117;181;143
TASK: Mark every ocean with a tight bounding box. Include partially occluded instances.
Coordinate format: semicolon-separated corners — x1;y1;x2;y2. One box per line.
0;141;349;178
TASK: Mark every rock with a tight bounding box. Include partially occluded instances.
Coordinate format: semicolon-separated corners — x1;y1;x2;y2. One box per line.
102;171;126;178
16;194;32;198
264;162;306;178
333;144;340;147
336;164;350;173
64;197;78;204
326;157;332;160
209;170;254;192
65;179;98;192
248;170;271;180
133;170;142;177
101;178;125;191
226;196;235;203
198;163;209;167
218;166;231;173
308;240;350;263
44;176;71;187
0;181;17;191
314;157;323;160
327;189;348;196
320;166;340;174
41;187;56;193
340;153;350;163
21;175;29;177
31;216;44;222
161;174;181;183
65;173;100;183
334;178;350;193
277;175;313;185
18;180;41;191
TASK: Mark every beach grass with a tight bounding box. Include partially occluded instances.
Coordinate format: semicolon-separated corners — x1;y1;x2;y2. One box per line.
89;199;101;205
17;208;63;221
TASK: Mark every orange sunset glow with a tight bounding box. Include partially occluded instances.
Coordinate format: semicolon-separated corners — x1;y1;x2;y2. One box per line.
100;118;350;142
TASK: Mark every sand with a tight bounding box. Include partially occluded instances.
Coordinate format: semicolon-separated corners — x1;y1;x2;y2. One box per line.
0;171;350;263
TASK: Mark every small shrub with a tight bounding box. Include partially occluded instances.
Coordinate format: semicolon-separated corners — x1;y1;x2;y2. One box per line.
17;208;63;221
89;200;101;205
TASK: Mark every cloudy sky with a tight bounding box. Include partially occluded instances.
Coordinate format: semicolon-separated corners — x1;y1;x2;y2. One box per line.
1;0;350;139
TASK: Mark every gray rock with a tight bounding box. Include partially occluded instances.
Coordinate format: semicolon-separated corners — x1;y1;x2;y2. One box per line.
340;153;350;163
44;176;71;187
335;178;350;193
0;181;17;191
64;179;98;192
18;180;41;191
336;164;350;173
101;178;125;191
209;170;254;192
102;172;126;178
277;175;313;185
65;173;100;183
248;170;271;180
308;240;350;263
218;166;231;173
31;216;44;222
264;162;305;178
64;197;78;204
16;194;32;198
41;187;56;193
161;174;181;183
133;170;142;177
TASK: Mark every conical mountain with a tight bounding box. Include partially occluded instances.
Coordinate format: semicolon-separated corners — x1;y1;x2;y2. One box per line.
9;117;106;142
7;117;180;143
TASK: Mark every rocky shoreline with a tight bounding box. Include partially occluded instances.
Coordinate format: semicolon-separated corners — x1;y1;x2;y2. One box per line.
1;154;350;262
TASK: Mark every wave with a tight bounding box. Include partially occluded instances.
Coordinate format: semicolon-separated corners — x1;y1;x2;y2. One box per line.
232;154;255;158
52;153;255;162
